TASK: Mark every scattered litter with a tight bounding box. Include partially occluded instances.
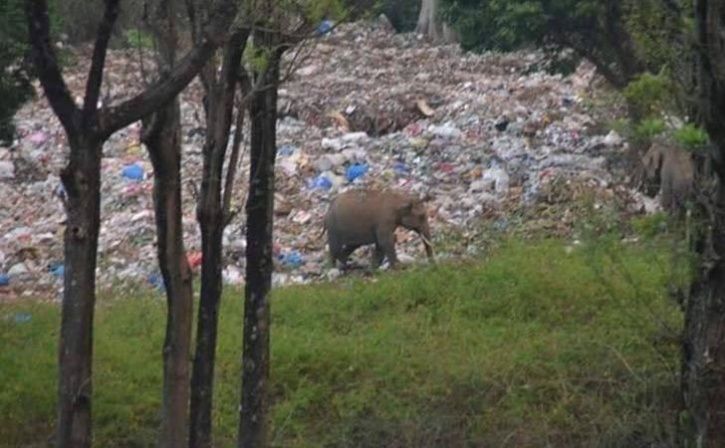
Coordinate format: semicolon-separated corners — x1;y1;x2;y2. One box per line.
0;161;14;180
316;20;334;36
187;251;203;269
147;273;165;292
3;19;639;296
345;163;369;182
49;262;65;278
13;312;32;324
121;163;145;181
278;251;304;269
309;174;333;191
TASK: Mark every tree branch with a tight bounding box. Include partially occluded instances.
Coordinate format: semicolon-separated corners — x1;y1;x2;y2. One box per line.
25;0;80;136
223;91;247;226
83;0;120;123
98;0;239;137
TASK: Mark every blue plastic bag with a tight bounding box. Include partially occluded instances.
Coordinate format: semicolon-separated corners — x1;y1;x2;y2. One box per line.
0;274;9;287
316;20;333;36
346;163;369;182
309;175;333;190
278;251;304;268
277;145;296;156
122;163;145;181
147;272;166;292
393;161;409;175
49;262;65;278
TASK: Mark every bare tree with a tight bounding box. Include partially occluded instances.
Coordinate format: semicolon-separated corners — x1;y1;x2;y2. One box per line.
24;0;237;446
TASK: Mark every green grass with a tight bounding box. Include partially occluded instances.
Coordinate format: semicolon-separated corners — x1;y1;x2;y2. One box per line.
0;238;684;447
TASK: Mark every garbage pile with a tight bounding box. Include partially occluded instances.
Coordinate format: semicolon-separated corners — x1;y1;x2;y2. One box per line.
0;18;651;299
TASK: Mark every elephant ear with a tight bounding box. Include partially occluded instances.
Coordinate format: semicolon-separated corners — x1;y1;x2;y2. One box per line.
642;144;664;178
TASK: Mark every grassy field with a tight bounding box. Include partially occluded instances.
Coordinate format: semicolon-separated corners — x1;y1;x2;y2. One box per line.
0;237;685;447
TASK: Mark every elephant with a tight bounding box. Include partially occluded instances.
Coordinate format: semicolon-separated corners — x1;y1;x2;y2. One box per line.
322;189;434;269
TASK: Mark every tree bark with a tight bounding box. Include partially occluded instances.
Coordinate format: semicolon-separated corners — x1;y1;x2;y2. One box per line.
56;134;102;448
238;30;281;448
144;102;194;448
415;0;456;43
681;1;725;446
189;30;248;448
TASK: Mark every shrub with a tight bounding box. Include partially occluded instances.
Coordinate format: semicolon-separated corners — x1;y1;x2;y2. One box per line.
673;123;709;151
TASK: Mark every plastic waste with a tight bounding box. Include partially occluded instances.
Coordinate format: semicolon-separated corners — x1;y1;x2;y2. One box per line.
223;266;244;285
147;272;165;292
316;20;334;36
393;162;409;175
8;263;28;278
187;251;203;269
278;250;304;268
346;163;369;182
277;145;296;156
49;262;65;278
308;174;333;190
28;131;48;146
122;163;145;181
0;273;9;286
13;312;32;324
0;161;14;180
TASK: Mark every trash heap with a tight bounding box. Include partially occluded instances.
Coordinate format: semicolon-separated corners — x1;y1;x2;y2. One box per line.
0;18;652;299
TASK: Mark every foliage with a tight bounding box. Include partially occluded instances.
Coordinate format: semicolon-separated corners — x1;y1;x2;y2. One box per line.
633;118;667;142
0;0;36;142
441;0;684;88
673;123;709;151
0;238;683;447
52;0;144;44
124;29;154;50
622;72;675;120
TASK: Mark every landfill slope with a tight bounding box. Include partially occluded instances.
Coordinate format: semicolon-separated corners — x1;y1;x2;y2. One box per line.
0;19;651;299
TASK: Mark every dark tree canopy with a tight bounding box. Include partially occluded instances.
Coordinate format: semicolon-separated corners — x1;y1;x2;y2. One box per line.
441;0;684;87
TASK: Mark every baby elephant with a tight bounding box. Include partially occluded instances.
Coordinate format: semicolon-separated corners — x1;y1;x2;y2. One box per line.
641;141;694;212
323;189;434;269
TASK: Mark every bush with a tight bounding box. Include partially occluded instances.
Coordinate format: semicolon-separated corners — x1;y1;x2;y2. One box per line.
622;72;674;120
633;118;667;141
673;123;709;151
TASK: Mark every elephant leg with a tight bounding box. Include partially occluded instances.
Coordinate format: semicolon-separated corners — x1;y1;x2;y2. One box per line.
371;245;385;269
338;245;359;270
376;229;398;268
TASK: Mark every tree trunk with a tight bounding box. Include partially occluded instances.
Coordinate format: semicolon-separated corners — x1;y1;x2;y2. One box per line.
143;103;194;448
189;30;247;448
681;1;725;446
415;0;456;43
56;135;102;448
238;32;281;448
25;0;239;445
141;1;194;446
